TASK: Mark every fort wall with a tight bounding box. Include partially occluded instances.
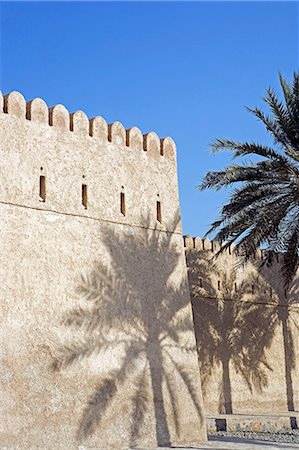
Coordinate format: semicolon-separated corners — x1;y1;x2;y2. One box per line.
0;91;206;449
185;236;299;419
0;91;178;231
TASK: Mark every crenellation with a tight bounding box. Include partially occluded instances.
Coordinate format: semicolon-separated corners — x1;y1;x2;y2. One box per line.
89;115;108;140
108;121;126;146
4;91;26;118
49;103;69;129
212;239;221;252
70;110;89;135
143;131;160;156
126;126;143;150
193;236;202;250
160;136;176;159
183;235;193;249
26;98;48;123
2;90;176;160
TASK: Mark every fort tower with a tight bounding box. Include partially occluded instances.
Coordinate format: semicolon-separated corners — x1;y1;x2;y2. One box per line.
0;91;206;449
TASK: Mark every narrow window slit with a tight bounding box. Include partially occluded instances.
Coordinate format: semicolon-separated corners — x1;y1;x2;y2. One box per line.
217;280;221;291
39;175;46;202
120;192;126;216
157;201;162;223
199;278;203;288
82;184;87;209
234;282;237;292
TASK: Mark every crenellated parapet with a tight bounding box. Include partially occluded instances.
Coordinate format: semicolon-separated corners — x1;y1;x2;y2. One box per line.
0;89;181;232
184;235;287;303
183;235;265;259
184;236;222;253
0;90;176;159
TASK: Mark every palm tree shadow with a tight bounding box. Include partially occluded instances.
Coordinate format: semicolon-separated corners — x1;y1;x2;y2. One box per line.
187;247;278;415
52;213;204;447
260;258;299;429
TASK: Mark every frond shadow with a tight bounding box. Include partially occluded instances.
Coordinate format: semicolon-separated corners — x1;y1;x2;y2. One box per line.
261;259;299;429
187;249;279;415
52;212;204;447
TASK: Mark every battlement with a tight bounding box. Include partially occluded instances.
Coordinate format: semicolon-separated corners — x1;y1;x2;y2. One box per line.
183;236;266;260
184;236;291;304
0;90;176;159
0;89;181;232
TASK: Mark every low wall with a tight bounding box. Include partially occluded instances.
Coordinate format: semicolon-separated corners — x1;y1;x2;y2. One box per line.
184;237;299;424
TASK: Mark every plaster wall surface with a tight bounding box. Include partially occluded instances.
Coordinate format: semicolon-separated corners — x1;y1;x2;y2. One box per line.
0;91;207;449
185;237;299;419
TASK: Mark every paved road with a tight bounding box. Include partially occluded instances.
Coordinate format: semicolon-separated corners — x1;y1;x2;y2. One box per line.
135;435;299;450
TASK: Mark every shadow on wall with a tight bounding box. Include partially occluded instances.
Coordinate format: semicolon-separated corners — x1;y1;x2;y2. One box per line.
52;214;204;447
262;260;299;430
188;250;278;415
188;248;299;429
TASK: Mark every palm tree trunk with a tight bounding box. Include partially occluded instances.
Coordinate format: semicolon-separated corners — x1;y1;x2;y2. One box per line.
222;353;233;414
148;348;171;445
281;313;298;429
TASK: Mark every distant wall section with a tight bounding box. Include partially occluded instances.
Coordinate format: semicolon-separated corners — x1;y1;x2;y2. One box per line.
184;236;299;416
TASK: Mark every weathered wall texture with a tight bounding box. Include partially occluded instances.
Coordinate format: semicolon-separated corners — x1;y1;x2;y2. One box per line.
185;236;299;419
0;91;206;449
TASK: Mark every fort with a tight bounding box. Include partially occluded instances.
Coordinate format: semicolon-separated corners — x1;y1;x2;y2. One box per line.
0;90;298;449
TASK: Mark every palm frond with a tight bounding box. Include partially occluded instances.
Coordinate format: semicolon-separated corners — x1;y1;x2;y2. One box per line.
130;368;149;446
246;106;288;147
281;223;299;288
210;139;288;162
164;350;203;420
201;72;299;285
77;378;117;440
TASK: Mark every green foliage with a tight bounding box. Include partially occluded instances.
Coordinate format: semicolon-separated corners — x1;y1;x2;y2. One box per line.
199;72;299;286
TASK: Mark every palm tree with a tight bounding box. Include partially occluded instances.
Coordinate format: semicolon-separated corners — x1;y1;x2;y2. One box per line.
199;72;299;288
199;72;299;427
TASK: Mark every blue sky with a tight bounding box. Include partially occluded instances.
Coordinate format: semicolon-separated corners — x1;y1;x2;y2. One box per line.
0;1;298;236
